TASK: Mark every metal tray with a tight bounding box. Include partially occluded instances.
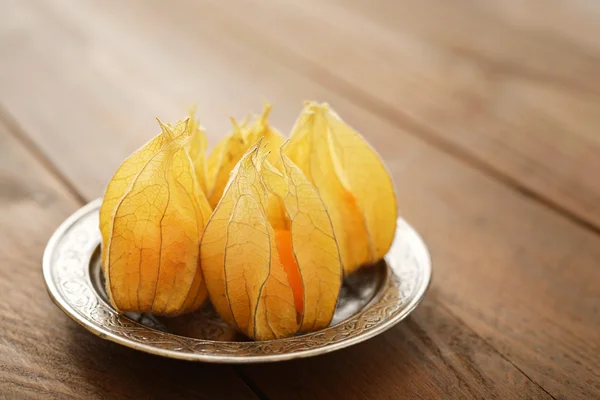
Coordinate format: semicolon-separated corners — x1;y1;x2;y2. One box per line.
43;199;431;363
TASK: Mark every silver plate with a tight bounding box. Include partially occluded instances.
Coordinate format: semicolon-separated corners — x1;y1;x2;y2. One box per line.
43;199;432;363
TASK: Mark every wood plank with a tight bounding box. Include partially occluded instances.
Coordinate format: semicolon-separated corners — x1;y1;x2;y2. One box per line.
339;0;600;95
0;121;258;399
1;1;599;398
198;0;600;231
242;300;551;400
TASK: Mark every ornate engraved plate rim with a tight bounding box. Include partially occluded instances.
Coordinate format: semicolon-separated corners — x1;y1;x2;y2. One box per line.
43;199;432;363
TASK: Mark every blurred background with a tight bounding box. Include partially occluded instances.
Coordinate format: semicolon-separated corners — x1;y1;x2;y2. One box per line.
2;1;599;399
4;0;600;201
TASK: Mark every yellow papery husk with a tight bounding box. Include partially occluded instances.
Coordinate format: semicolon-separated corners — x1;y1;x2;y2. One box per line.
205;102;285;208
98;100;398;339
186;105;209;194
200;141;342;341
99;119;212;316
284;102;398;275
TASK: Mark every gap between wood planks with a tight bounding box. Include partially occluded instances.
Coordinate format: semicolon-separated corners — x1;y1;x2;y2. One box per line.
437;302;557;400
234;367;270;400
198;7;600;240
0;97;558;399
0;104;87;205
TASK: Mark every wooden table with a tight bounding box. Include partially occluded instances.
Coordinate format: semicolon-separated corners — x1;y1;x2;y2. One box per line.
1;1;599;399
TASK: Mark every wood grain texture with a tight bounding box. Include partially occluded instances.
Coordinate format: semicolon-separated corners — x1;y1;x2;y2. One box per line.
0;122;258;399
1;0;599;399
241;300;552;400
199;0;600;231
